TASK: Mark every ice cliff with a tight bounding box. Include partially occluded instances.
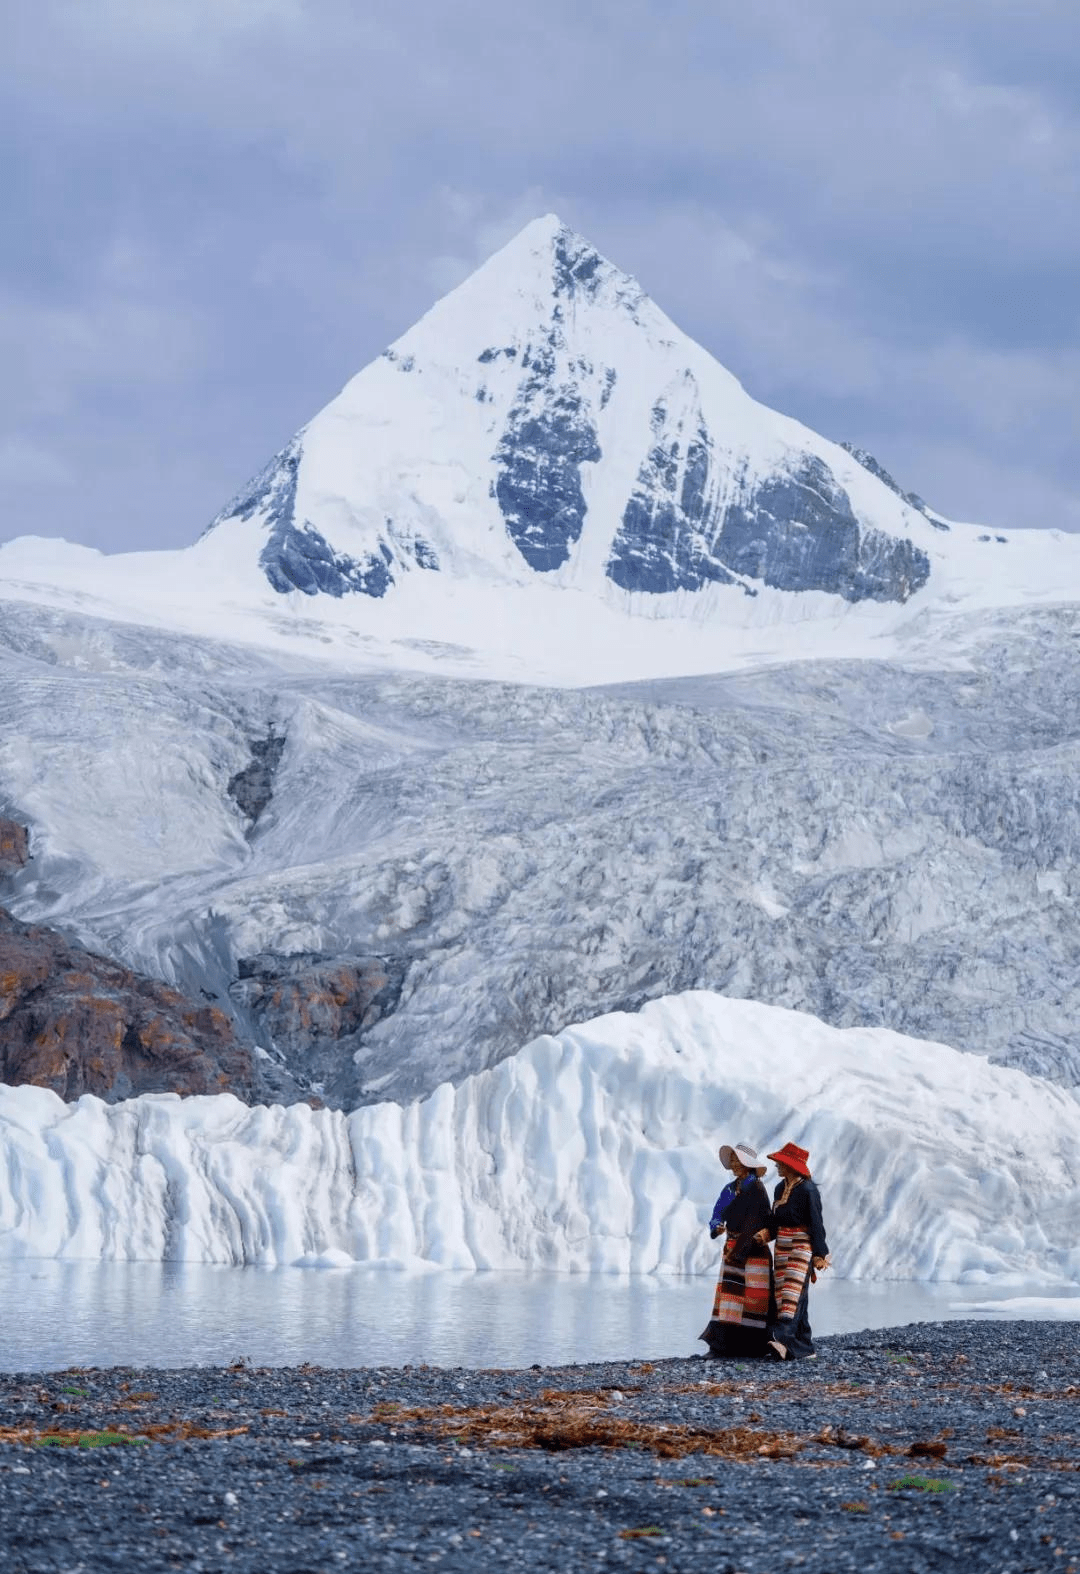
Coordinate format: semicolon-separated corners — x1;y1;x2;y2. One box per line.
1;993;1076;1283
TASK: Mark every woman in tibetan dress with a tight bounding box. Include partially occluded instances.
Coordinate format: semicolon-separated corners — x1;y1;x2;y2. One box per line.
760;1141;830;1361
698;1142;774;1359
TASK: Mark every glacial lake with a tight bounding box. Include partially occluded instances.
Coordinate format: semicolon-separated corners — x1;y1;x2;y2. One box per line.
3;1261;1079;1372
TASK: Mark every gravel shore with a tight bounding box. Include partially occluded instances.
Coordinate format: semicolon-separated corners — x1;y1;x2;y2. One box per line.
1;1321;1076;1573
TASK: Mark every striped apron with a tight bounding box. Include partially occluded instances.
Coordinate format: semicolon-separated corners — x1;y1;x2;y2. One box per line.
773;1226;813;1321
711;1238;772;1329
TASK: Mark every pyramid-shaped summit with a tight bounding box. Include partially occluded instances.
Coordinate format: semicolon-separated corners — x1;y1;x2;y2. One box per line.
206;216;939;608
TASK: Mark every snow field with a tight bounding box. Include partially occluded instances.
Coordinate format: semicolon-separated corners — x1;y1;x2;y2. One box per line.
2;993;1077;1283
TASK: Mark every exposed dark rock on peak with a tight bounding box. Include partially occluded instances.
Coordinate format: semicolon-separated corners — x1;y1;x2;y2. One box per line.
494;332;601;572
716;455;931;602
211;436;405;599
840;442;948;531
608;382;741;595
552;229;605;301
548;223;646;322
261;521;395;599
213;434;302;536
387;520;439;571
0;908;257;1103
608;406;931;603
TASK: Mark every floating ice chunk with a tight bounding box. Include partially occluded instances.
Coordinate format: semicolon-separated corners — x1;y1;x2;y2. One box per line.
291;1248;357;1270
952;1296;1080;1319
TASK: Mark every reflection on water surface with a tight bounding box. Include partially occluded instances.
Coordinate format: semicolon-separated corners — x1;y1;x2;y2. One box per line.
2;1260;1077;1372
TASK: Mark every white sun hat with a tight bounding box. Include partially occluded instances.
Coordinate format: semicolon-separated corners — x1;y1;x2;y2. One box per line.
718;1142;767;1176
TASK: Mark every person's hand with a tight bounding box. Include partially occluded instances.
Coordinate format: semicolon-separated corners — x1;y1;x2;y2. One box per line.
812;1255;829;1272
754;1229;770;1244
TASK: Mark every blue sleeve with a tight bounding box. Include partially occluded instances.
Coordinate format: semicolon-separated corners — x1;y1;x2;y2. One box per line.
710;1181;738;1229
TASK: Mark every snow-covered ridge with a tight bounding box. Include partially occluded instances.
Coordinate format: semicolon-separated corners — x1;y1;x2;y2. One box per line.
195;215;956;611
4;216;1080;688
3;994;1077;1283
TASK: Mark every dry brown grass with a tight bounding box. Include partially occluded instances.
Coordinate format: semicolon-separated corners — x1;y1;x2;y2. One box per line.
359;1387;810;1462
964;1451;1079;1474
0;1420;249;1447
353;1384;1080;1473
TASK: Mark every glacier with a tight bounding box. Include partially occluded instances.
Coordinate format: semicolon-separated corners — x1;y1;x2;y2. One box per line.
4;598;1080;1105
2;993;1077;1283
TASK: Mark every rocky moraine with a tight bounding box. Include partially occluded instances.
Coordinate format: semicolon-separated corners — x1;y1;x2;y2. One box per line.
1;1322;1076;1573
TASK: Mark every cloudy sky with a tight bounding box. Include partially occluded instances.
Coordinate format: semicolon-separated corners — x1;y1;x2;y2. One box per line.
3;0;1079;550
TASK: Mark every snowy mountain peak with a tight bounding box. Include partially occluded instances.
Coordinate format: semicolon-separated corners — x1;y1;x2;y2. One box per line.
202;214;943;615
402;214;654;340
9;215;1078;690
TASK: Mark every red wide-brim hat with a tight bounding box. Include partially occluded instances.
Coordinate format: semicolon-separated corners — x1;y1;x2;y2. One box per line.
767;1141;811;1178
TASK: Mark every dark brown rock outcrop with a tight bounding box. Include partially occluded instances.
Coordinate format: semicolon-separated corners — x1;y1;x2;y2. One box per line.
0;818;29;875
234;955;402;1048
231;952;407;1108
0;907;257;1102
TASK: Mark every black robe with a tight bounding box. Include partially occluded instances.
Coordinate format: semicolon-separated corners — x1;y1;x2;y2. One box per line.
767;1176;828;1359
722;1176;773;1263
699;1176;774;1359
768;1176;828;1258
